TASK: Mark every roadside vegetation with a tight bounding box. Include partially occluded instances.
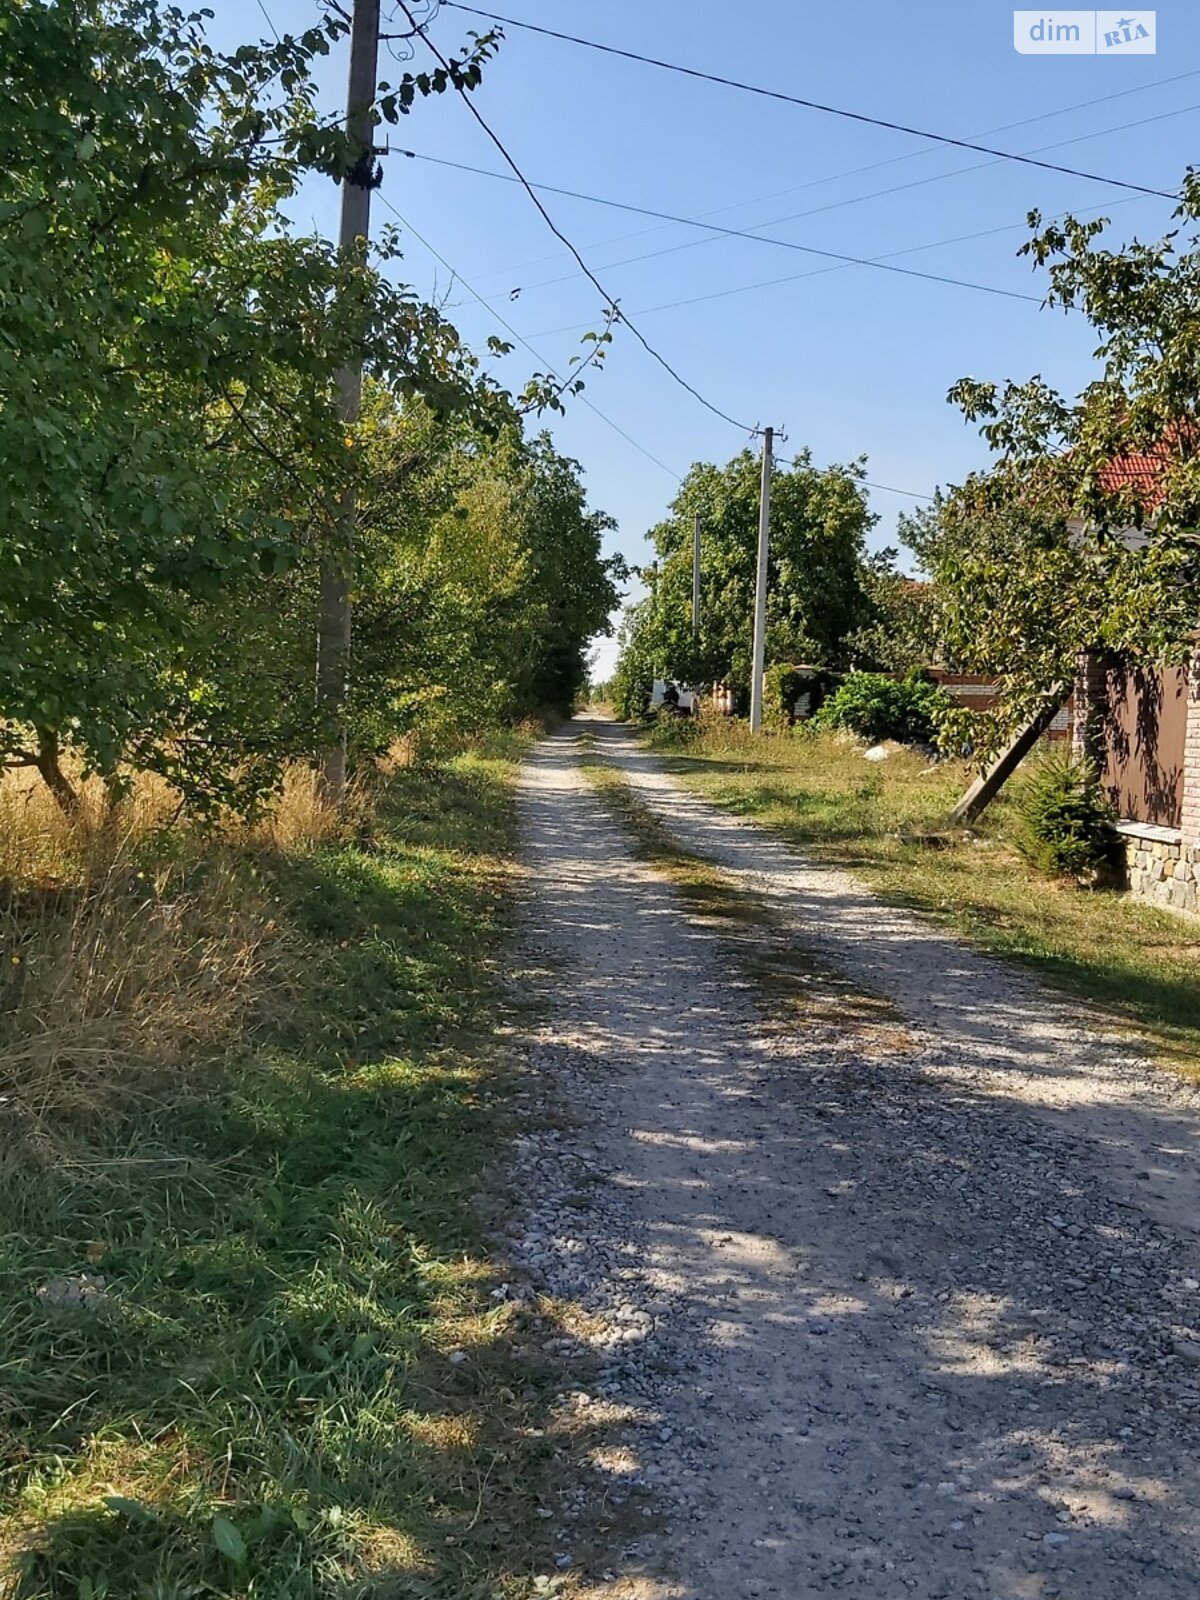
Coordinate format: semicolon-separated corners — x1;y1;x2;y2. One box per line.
0;735;615;1598
1;4;631;1591
640;718;1200;1077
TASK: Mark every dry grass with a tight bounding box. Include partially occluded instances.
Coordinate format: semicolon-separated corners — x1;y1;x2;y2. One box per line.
0;762;358;1145
0;860;288;1146
0;766;177;886
241;762;371;852
0;732;512;1145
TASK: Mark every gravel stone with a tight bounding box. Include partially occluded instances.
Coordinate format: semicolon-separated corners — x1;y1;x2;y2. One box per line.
509;718;1200;1599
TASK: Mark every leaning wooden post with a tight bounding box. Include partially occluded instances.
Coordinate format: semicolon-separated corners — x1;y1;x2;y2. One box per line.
950;687;1070;825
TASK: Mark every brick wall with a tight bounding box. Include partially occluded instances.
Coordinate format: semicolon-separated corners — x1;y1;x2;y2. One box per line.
1072;651;1108;765
1182;653;1200;848
924;671;1073;739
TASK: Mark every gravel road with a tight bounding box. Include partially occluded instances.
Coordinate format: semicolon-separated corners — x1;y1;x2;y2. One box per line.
511;717;1200;1600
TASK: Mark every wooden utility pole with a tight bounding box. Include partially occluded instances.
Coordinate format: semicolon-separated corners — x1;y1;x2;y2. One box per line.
692;512;702;643
317;0;381;803
748;427;773;733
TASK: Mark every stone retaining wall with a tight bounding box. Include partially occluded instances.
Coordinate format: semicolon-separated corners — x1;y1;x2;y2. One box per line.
1118;822;1200;916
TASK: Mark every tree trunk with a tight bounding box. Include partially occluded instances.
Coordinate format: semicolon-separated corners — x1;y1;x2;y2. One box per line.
35;729;80;819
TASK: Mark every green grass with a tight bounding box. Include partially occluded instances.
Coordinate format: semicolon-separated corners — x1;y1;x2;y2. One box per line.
0;732;590;1599
641;719;1200;1077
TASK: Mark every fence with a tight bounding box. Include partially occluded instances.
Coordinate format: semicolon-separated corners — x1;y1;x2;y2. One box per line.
924;672;1074;741
1095;660;1189;828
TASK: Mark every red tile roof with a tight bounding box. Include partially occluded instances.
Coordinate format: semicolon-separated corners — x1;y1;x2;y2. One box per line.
1098;452;1168;506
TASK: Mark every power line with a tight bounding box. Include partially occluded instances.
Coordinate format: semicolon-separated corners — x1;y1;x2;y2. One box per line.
396;147;1044;305
776;458;934;502
267;1;954;512
258;0;684;478
263;7;926;532
441;2;1178;201
451;67;1200;292
396;3;756;432
521;190;1154;338
376;193;683;480
448;101;1196;308
862;482;933;502
380;201;931;505
255;0;282;40
375;209;936;501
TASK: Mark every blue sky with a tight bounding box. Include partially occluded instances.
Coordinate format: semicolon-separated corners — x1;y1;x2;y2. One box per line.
208;1;1198;674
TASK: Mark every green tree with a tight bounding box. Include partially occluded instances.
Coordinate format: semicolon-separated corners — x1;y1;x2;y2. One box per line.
0;0;513;812
615;447;876;704
512;434;626;713
341;399;623;752
933;172;1200;738
844;552;942;672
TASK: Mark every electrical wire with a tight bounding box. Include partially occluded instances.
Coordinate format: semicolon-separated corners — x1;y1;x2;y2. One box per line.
396;1;757;431
396;147;1044;304
255;0;281;39
441;2;1178;201
376;193;684;480
520;189;1153;337
449;101;1197;308
379;202;933;506
860;482;933;502
775;456;934;502
256;0;684;473
260;0;934;507
455;65;1200;290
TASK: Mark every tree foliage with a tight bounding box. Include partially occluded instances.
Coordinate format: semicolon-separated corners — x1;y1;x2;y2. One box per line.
350;400;624;749
929;174;1200;740
613;448;876;716
0;0;620;810
844;555;942;672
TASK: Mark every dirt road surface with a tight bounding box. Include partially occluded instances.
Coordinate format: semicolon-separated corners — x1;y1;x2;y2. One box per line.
511;717;1200;1599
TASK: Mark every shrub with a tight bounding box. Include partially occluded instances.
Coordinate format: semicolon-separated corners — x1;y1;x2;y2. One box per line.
650;713;701;749
611;655;653;722
811;670;951;746
763;664;808;730
1016;754;1119;880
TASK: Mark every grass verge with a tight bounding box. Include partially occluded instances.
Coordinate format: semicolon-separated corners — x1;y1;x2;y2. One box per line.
639;719;1200;1078
0;732;598;1599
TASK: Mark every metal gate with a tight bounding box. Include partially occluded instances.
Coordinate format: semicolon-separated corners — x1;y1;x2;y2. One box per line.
1100;660;1188;827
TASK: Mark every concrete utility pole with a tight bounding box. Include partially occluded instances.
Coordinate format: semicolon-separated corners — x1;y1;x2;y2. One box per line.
748;426;774;733
692;512;702;643
317;0;382;803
